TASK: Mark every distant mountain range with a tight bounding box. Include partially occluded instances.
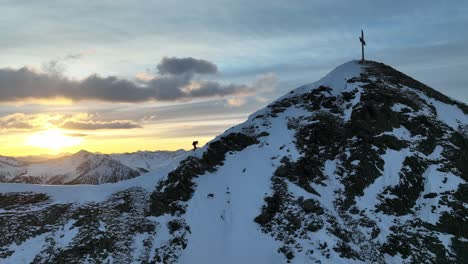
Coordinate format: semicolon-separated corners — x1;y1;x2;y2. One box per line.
0;149;187;185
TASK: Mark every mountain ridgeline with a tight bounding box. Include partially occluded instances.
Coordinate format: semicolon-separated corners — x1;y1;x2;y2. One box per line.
0;150;187;185
0;61;466;263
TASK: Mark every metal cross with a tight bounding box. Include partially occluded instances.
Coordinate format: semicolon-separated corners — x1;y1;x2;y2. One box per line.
359;30;366;61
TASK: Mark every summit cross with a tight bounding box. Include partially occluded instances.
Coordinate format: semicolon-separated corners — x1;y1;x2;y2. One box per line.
359;29;366;61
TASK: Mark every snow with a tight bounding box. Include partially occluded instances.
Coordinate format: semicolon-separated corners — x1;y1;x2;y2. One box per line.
382;126;412;140
391;103;411;112
425;145;444;160
178;106;310;263
53;219;79;249
147;215;172;261
411;89;468;130
308;60;363;96
0;150;188;185
180;146;284;264
0;156;27;181
26;153;91;183
384;253;406;264
112;150;187;172
356;148;412;211
343;87;363;121
3;233;48;264
131;232;150;263
437;233;454;253
98;221;107;232
313;159;341;214
354;147;414;243
269;60;363;105
416;164;464;225
0;153;184;204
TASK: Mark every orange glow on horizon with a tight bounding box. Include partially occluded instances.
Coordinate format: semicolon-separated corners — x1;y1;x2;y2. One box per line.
0;133;214;157
0;113;243;157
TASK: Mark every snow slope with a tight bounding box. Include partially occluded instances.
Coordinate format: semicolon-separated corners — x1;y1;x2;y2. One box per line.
0;60;466;263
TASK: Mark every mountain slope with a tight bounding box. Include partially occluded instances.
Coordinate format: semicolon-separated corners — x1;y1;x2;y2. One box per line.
0;150;187;185
0;156;27;183
0;60;466;263
112;150;188;173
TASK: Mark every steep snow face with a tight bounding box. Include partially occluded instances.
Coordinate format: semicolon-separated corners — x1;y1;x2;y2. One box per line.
112;150;187;172
0;150;188;185
0;61;466;263
291;60;363;97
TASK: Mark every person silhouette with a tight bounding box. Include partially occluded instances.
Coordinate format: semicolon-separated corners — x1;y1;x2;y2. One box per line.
192;141;198;151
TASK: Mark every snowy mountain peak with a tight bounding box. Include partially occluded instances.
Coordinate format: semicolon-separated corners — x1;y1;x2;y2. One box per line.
73;149;92;157
0;61;466;263
291;60;363;97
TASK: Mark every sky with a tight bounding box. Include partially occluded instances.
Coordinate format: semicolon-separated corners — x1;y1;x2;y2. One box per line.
0;0;467;156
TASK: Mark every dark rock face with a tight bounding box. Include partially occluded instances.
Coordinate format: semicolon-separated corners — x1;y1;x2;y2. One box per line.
301;199;324;214
0;192;49;210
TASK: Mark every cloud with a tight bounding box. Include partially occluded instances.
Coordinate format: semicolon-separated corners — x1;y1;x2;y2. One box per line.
61;120;141;130
0;114;35;130
223;73;277;107
66;133;88;137
252;73;278;93
184;81;249;98
226;97;247;107
41;60;65;77
64;49;96;60
0;112;142;131
0;57;262;103
40;49;97;77
157;57;217;75
135;71;156;82
0;113;53;130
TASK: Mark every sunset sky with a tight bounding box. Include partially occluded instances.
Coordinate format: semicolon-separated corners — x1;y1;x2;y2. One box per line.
1;0;467;156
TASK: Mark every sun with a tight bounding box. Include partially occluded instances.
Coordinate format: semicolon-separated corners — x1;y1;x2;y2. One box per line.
26;129;82;151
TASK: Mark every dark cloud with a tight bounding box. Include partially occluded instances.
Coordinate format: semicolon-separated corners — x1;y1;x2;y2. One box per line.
41;60;64;77
0;57;261;103
157;57;217;75
64;49;95;60
186;81;248;98
61;120;142;130
0;112;143;132
0;121;34;130
0;113;35;130
66;133;88;137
